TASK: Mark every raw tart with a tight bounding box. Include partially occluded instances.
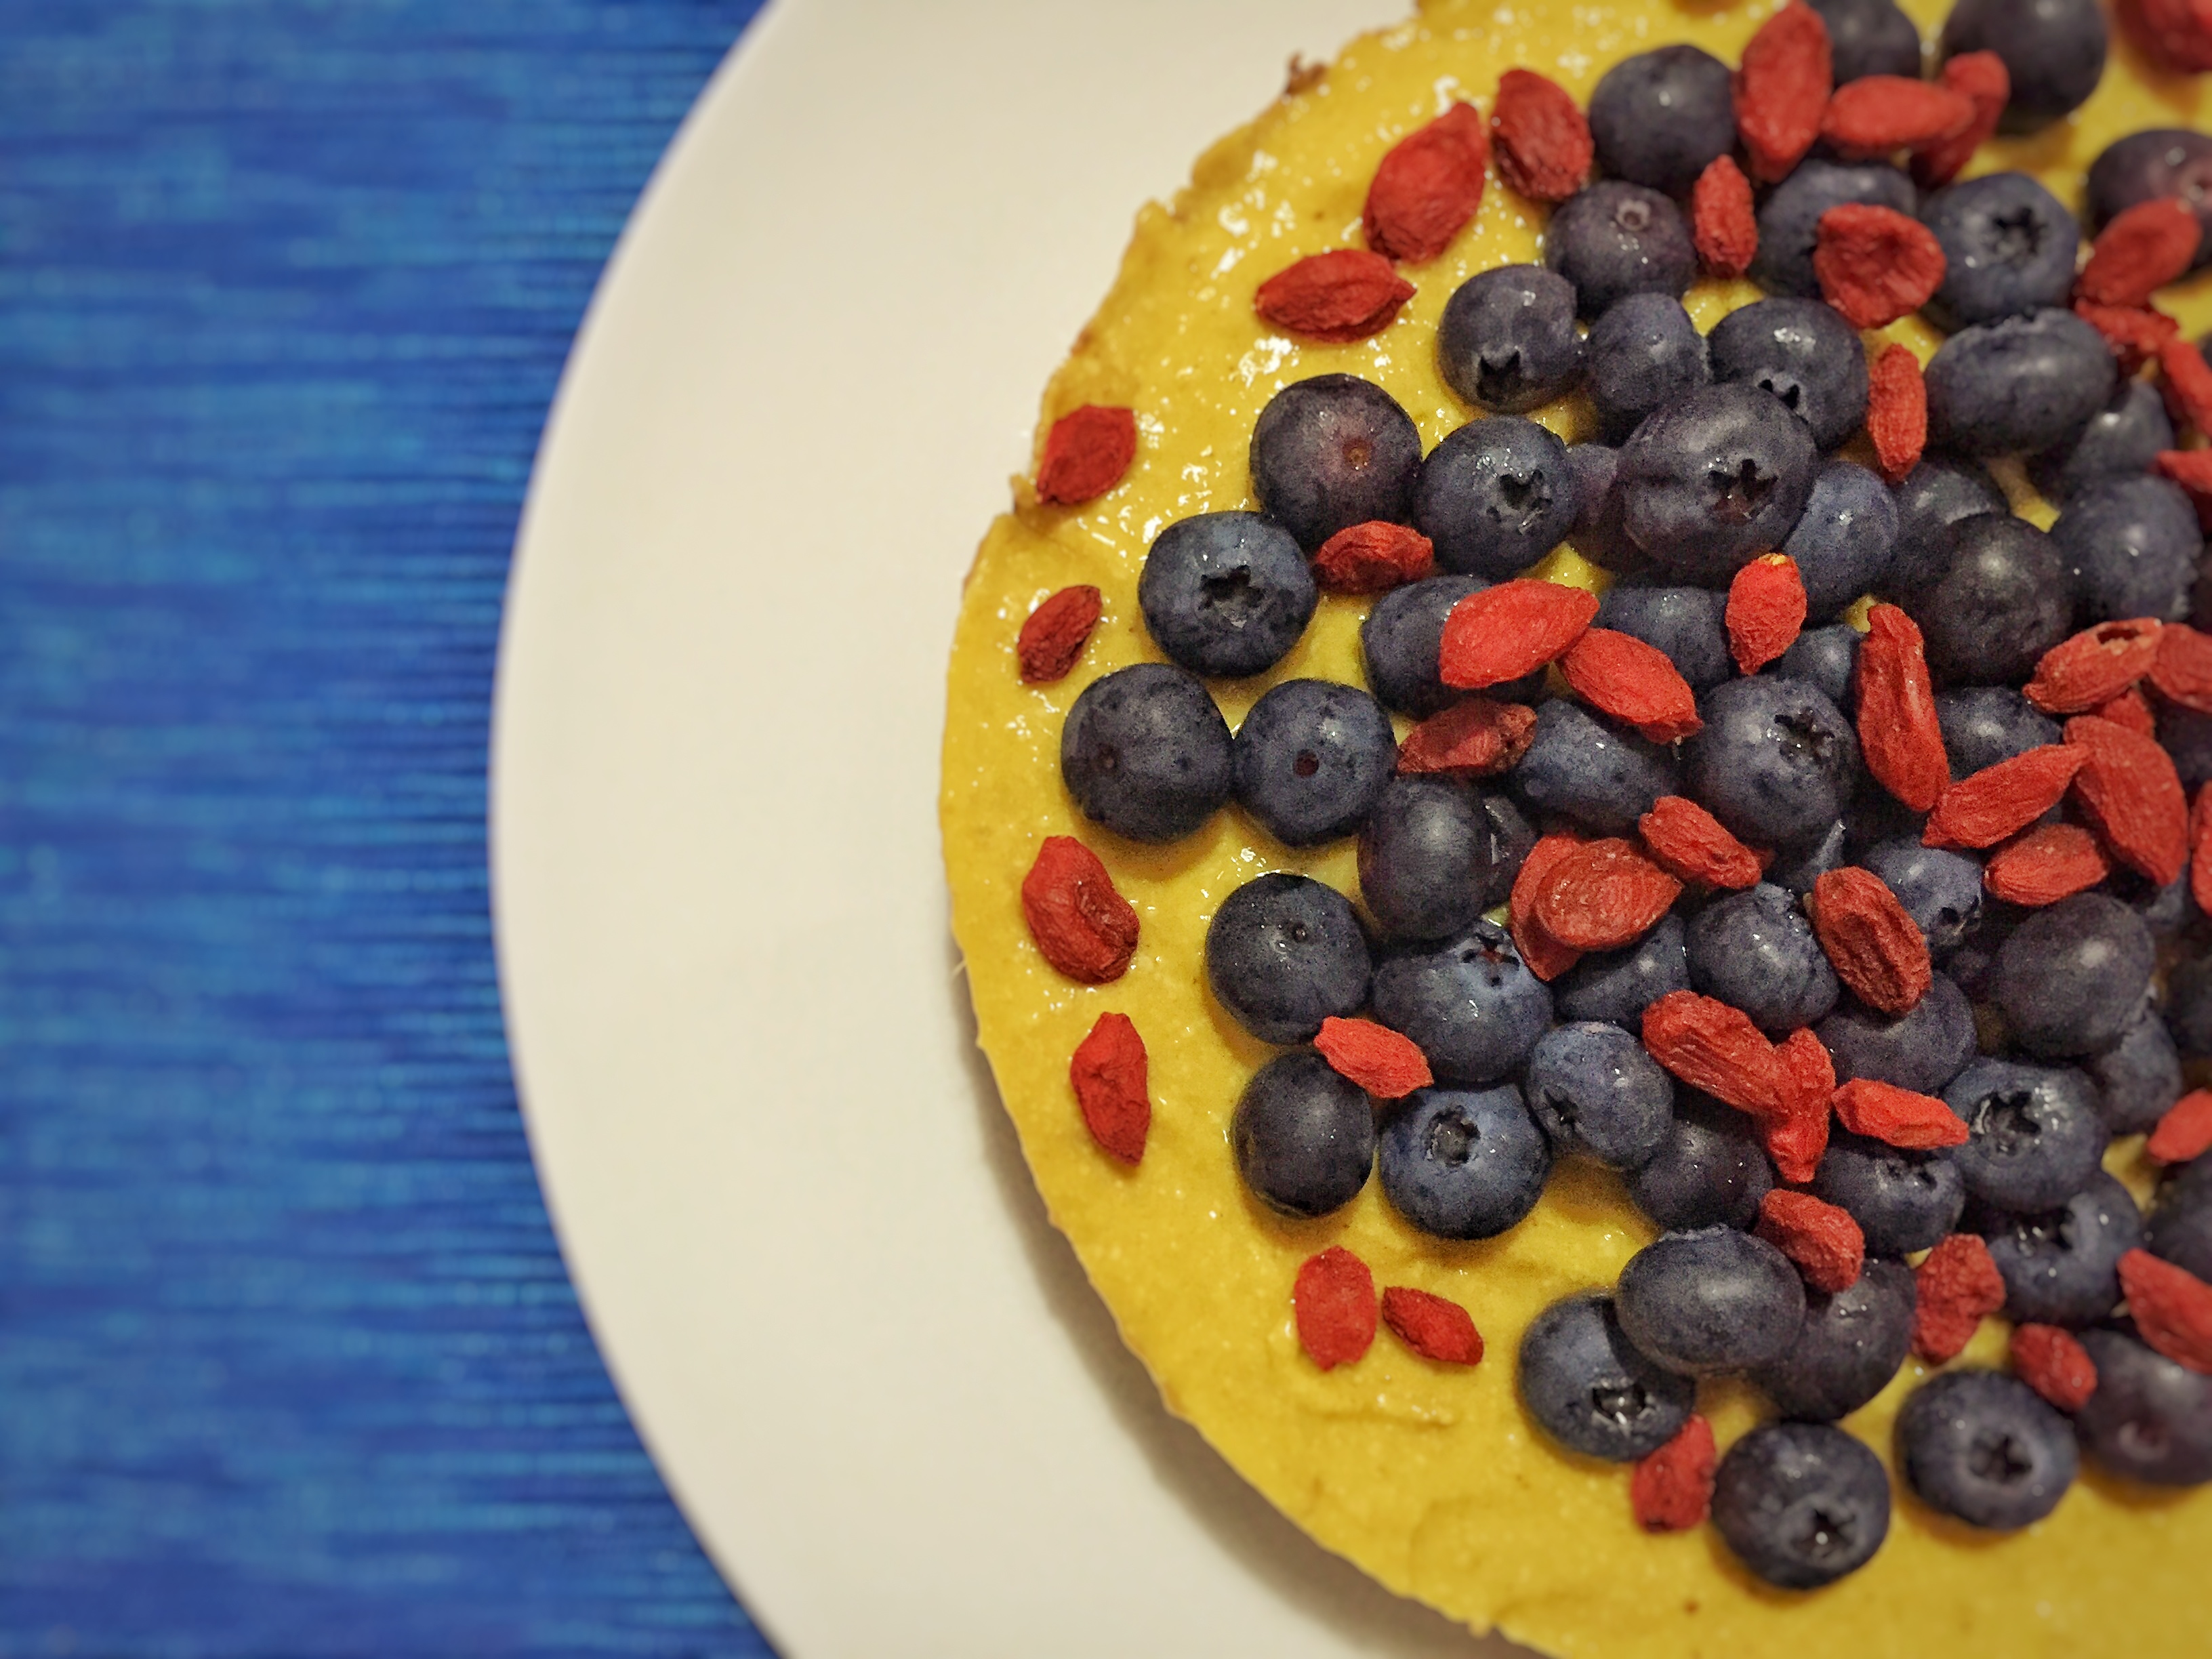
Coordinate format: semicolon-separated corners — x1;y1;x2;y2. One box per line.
940;1;2212;1654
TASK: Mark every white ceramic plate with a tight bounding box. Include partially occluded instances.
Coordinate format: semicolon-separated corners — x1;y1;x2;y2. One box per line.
491;3;1532;1654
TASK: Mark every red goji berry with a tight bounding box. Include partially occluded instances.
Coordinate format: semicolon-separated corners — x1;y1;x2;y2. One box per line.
1983;822;2112;907
1913;1233;2006;1363
2025;617;2164;714
1765;1028;1835;1184
1910;51;2008;189
1314;1016;1433;1101
1311;520;1436;593
1021;836;1140;983
1255;249;1415;342
1558;626;1703;742
1639;795;1763;890
1642;990;1784;1118
1819;75;1973;160
2121;1248;2212;1375
2011;1324;2098;1413
1036;406;1137;506
1532;838;1685;951
2074;298;2182;375
2194;782;2212;917
2078;197;2203;308
1510;834;1586;982
1735;3;1832;182
2128;0;2212;73
2092;686;2158;737
1832;1077;1969;1150
1380;1286;1484;1365
2155;447;2212;530
1631;1416;1716;1533
1294;1246;1377;1370
1692;155;1758;279
1395;697;1537;779
2160;335;2212;438
1858;604;1949;810
1017;585;1103;683
1491;70;1592;203
1814;203;1947;329
2148;1087;2212;1164
1069;1012;1149;1164
1923;745;2088;849
2066;714;2190;886
1725;554;1807;674
1439;579;1599;689
2150;621;2212;712
1364;102;1490;264
1866;344;1927;483
1757;1189;1865;1294
1807;867;1932;1016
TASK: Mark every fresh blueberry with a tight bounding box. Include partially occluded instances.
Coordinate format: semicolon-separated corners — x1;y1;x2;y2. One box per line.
1981;1170;2144;1327
1362;575;1540;717
1924;308;2119;458
2160;703;2212;791
2087;129;2212;272
1933;686;2060;777
1518;1293;1698;1462
1813;1130;1968;1256
1230;1050;1376;1218
1708;300;1870;453
1683;675;1861;848
2087;1005;2185;1135
1713;1423;1891;1588
1205;873;1372;1044
1899;512;2074;687
1898;1371;2078;1529
1357;776;1522;941
2168;955;2212;1058
1751;1258;1917;1422
1919;173;2078;331
1784;462;1898;621
2148;1170;2212;1281
1774;625;1862;709
1523;1021;1675;1169
1818;976;1978;1095
1859;840;1983;958
1811;0;1925;81
1139;512;1317;678
1770;819;1851;900
1249;374;1423;551
1543;182;1697;321
1233;679;1395;846
2050;474;2203;626
1886;454;2007;592
1379;1082;1552;1239
1437;265;1585;413
1585;293;1711;443
2027;379;2175;503
1414;415;1580;579
1555;912;1693;1027
1593;583;1732;692
1629;1092;1777;1231
2075;1329;2212;1486
1940;0;2108;132
1991;893;2154;1058
1509;700;1681;834
1686;883;1840;1033
1061;662;1235;842
1942;1059;2108;1214
1753;161;1918;300
1370;920;1553;1084
1617;1227;1806;1376
1586;45;1736;195
1616;384;1819;583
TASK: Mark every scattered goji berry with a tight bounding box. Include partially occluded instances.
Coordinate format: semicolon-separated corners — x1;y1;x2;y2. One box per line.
1069;1012;1149;1164
2011;1324;2099;1413
2078;197;2204;308
2194;781;2212;917
1255;249;1416;342
1866;344;1927;483
1807;866;1932;1016
1832;1077;1969;1150
1757;1189;1865;1293
1380;1286;1484;1364
1858;604;1949;811
2066;713;2190;886
1021;836;1141;983
2024;617;2164;714
1910;50;2008;189
2160;335;2212;438
1036;406;1137;506
1294;1246;1377;1370
2121;1248;2212;1375
1017;585;1104;682
2150;620;2212;712
1725;554;1807;674
1439;579;1599;689
2092;685;2159;737
1631;1416;1717;1533
1315;1015;1434;1100
1558;626;1704;742
1983;822;2112;907
1364;102;1490;263
2073;298;2182;375
1765;1027;1835;1184
1913;1233;2006;1363
1923;745;2087;849
1510;833;1586;982
2148;1087;2212;1164
1395;697;1537;778
1735;3;1832;182
1491;69;1592;203
1310;520;1435;593
1643;989;1784;1117
1692;155;1758;279
2154;447;2212;530
2128;0;2212;73
1814;203;1948;329
1819;75;1973;160
1533;838;1685;951
1639;795;1763;889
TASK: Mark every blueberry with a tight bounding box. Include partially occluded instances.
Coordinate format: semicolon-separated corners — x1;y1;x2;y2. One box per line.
2087;129;2212;273
1925;308;2118;458
1414;416;1580;579
1773;625;1862;710
1991;893;2154;1058
1753;161;1918;300
1588;43;1736;193
1770;819;1851;900
1617;1226;1807;1376
1944;896;2022;1000
1378;1082;1551;1239
1783;462;1898;622
2160;703;2212;791
1509;699;1681;834
2050;474;2203;626
1616;384;1819;583
1061;663;1235;842
1810;0;1925;81
1859;840;1983;958
1437;265;1585;413
1712;1423;1891;1589
2110;867;2196;939
2086;1004;2184;1135
1249;374;1424;552
2075;1329;2212;1486
2169;955;2212;1058
1919;173;2078;331
1566;441;1645;573
1629;1092;1777;1231
1361;574;1539;718
2148;1172;2212;1281
1593;583;1732;692
1233;680;1395;846
1205;873;1372;1044
1818;976;1978;1095
1708;300;1871;454
1543;182;1697;321
1899;512;2074;687
1555;912;1693;1026
1584;293;1711;443
1357;776;1519;941
1370;920;1553;1084
1814;1130;1968;1257
1138;512;1317;678
1940;0;2108;132
1230;1050;1376;1218
2027;379;2175;504
1685;883;1841;1033
1981;1170;2144;1327
1683;676;1861;848
1942;1059;2107;1214
1523;1021;1675;1169
1898;1371;2078;1529
1518;1293;1699;1462
1751;1258;1917;1422
1933;686;2060;777
1886;454;2007;592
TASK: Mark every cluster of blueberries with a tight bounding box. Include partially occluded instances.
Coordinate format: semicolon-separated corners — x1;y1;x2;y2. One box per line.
1054;0;2212;1592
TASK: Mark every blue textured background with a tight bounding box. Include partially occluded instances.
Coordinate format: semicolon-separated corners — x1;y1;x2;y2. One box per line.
0;2;776;1652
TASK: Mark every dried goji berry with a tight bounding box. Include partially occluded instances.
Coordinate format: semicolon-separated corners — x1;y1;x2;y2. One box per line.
1021;836;1140;983
2148;1087;2212;1164
2194;782;2212;917
1983;822;2112;907
1643;989;1784;1118
1510;833;1586;982
2073;298;2182;375
1558;626;1703;742
1910;50;2008;189
1315;1015;1433;1100
1017;585;1104;683
1832;1077;1969;1150
1807;866;1932;1016
2092;686;2158;737
1533;838;1685;951
1069;1012;1149;1164
1439;579;1599;689
1380;1286;1484;1364
1765;1028;1835;1184
2025;617;2164;714
1757;1189;1865;1294
1491;70;1591;203
2011;1324;2098;1413
2078;197;2203;308
2066;713;2190;885
1814;203;1947;329
1295;1246;1377;1370
1725;554;1807;674
1819;75;1973;160
2127;0;2212;73
1735;3;1832;182
1036;405;1137;506
1913;1233;2006;1363
1639;795;1763;889
1866;344;1927;483
1631;1416;1717;1533
2121;1248;2212;1375
1364;102;1490;263
1255;249;1416;342
2150;620;2212;712
2160;335;2212;438
1692;155;1758;279
1311;520;1437;593
2154;447;2212;529
1858;604;1949;810
1923;745;2087;849
1395;697;1537;778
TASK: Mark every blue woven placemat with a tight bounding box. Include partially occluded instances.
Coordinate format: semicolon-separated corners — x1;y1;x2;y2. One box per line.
0;3;775;1652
